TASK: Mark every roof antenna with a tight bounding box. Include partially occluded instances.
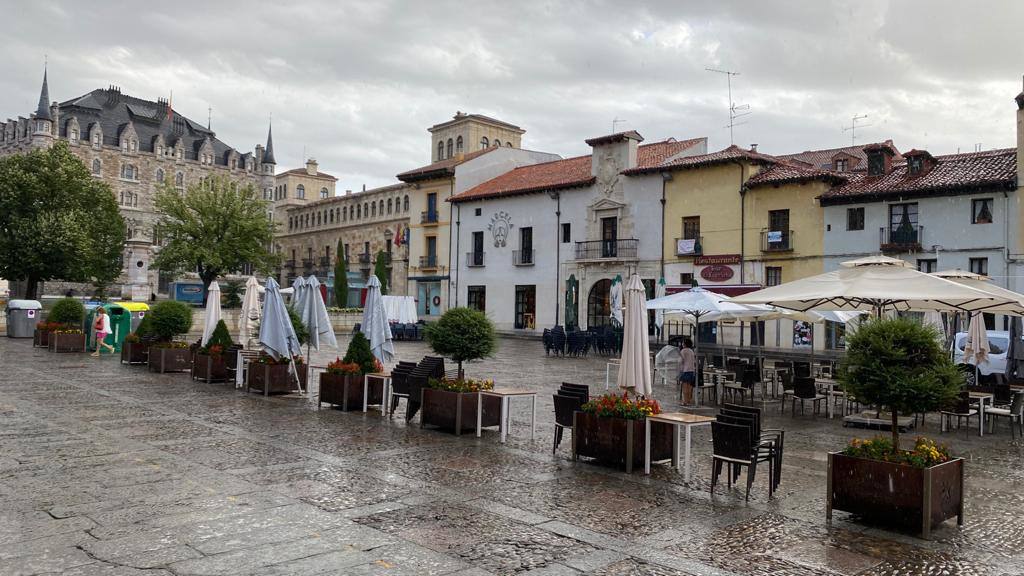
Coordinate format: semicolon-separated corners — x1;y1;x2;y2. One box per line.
842;114;871;146
611;117;626;133
705;67;751;145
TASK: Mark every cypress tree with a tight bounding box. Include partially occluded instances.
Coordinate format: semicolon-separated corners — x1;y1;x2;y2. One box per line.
333;239;348;307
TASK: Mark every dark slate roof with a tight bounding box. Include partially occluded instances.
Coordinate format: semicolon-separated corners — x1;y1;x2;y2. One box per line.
819;148;1017;205
56;87;246;165
35;68;51;120
263;123;276;164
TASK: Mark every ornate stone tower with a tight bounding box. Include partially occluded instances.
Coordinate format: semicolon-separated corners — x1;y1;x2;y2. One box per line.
30;66;55;149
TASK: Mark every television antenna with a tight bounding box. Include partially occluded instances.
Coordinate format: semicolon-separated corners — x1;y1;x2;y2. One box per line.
705;68;751;145
611;117;626;133
842;114;871;145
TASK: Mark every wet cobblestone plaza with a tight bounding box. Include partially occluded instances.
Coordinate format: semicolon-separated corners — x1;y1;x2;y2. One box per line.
2;336;1023;575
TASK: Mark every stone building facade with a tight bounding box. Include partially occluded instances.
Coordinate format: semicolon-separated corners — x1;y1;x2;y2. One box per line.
275;183;412;305
0;69;275;299
267;158;336;232
429;112;524;162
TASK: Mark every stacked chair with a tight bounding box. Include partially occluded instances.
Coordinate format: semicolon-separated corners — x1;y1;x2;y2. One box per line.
403;356;446;422
566;331;590;357
387;361;419;416
710;404;784;501
551;383;590;453
542;326;567;356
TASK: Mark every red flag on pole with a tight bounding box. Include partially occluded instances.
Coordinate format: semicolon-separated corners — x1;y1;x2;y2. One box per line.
394;225;402;247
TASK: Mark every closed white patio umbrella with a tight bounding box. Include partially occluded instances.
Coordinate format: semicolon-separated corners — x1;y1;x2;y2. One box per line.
201;281;222;346
302;276;337;353
963;312;989;367
239;276;262;344
362;275;394;364
618;274;652;397
609;275;624;327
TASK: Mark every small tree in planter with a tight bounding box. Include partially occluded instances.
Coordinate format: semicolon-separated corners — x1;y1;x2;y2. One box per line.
147;301;194;373
321;333;385;410
424;307;496;380
45;298;86;352
121;313;155;364
194;320;234;382
249;307;309;394
831;317;965;536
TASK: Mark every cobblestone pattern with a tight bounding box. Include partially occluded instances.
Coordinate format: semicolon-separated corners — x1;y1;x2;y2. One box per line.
0;336;1022;575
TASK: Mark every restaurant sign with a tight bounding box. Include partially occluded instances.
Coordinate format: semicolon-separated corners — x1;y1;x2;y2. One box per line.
694;254;741;266
700;264;735;282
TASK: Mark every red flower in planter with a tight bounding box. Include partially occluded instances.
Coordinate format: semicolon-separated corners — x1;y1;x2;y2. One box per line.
326;358;362;376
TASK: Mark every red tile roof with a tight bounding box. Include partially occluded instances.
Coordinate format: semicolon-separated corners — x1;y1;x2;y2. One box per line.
777;142;908;173
396;147;496;182
622;144;777;176
450;138;705;203
820;148;1017;204
744;162;848;189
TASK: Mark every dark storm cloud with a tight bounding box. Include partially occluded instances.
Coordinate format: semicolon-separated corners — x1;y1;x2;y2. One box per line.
1;0;1020;188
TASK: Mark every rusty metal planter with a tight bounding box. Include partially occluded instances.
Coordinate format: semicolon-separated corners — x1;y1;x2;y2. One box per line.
120;342;149;365
33;329;51;348
192;353;229;383
572;412;674;473
147;346;192;373
827;452;964;538
320;373;383;411
420;388;501;435
248;363;308;396
47;333;86;353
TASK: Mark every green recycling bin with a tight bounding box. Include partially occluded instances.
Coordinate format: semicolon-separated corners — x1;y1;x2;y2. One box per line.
86;303;134;353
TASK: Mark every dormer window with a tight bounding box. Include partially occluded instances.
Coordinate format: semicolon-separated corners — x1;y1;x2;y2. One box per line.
908;155;923;175
867;154;885;176
834;158;847;172
92;133;101;149
70;129;79;144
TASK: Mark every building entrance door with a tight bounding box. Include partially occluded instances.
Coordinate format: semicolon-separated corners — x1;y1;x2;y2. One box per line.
417;281;442;316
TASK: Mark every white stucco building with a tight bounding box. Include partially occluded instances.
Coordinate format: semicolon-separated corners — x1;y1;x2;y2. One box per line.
449;131;706;333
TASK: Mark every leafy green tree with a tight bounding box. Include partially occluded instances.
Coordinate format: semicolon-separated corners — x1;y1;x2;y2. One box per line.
425;307;497;380
48;298;85;327
152;175;278;303
0;142;125;299
221;280;243;309
343;332;377;374
374;251;389;295
149;300;194;342
837;317;961;451
333;241;348;307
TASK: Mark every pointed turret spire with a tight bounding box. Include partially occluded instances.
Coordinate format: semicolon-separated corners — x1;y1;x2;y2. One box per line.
35;64;52;121
263;121;276;164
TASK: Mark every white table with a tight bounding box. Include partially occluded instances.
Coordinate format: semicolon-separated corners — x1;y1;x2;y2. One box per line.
817;378;840;418
476;389;537;443
363;372;391;413
644;412;716;482
969;391;994;436
605;359;620;390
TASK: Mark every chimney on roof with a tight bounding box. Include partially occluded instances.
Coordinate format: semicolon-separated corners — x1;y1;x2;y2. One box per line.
346;189;351;195
863;141;897;177
586;130;643;179
749;144;758;152
362;184;366;192
305;158;318;176
904;149;936;177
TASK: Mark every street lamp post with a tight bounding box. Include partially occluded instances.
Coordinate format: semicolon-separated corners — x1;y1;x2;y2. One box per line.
548;190;561;326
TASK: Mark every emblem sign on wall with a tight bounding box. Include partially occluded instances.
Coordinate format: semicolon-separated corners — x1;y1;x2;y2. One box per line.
488;211;514;247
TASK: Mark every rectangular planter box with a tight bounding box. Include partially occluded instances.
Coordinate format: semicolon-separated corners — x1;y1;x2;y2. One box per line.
33;329;50;348
572;412;674;473
320;373;384;411
48;333;86;353
192;353;229;383
827;452;964;538
420;388;502;435
248;363;309;396
148;347;193;373
120;342;149;365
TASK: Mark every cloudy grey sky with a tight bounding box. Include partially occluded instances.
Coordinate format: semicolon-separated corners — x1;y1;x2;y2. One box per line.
2;1;1021;189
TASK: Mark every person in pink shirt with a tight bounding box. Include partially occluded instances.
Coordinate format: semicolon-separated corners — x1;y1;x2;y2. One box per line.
91;307;115;357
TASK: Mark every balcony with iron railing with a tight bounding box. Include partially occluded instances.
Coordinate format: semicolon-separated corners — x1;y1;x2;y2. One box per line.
513;249;535;266
419;255;438;268
674;236;703;257
284;259;296;269
466;251;485;267
421;210;439;225
302;258;315;269
574;239;639;261
358;252;372;264
760;230;794;252
319;256;331;267
880;224;924;253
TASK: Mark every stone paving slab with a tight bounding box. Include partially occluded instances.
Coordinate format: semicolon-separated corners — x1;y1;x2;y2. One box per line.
1;336;1022;575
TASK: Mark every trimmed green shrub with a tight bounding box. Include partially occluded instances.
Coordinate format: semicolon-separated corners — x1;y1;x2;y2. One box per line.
374;251;389;295
149;300;194;341
134;313;154;339
205;319;234;350
48;298;85;326
287;305;309;346
343;332;377;374
425;307;496;380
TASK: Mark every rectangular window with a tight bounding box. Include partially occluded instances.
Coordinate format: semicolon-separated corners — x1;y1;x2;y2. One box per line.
514;285;536;329
917;259;936;273
425;236;437;267
601;217;618;258
679;273;694;286
765;267;782;287
825;320;847;350
519;227;533;264
467;286;486;312
969;257;988;277
682;216;700;240
888;202;919;240
426;193;438;222
766;210;791;250
561;222;571;243
470;231;484;266
972;198;993;224
475;208;482;216
846;207;864;231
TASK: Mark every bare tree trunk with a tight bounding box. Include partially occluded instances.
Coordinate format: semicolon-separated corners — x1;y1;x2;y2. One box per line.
24;274;39;300
891;409;900;452
458;361;464;381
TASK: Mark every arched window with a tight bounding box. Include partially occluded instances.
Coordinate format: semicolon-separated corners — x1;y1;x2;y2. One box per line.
364;203;369;218
92;159;101;175
587;279;613;329
317;212;321;226
493;139;501;147
320;187;328;199
343;207;347;221
480;136;489;149
155;168;164;183
506;141;513;147
446;138;453;158
329;210;334;224
403;195;410;212
387;198;392;214
175;172;183;187
456;136;463;154
437;140;445;160
372;202;377;217
357;204;361;219
378;200;384;215
296;185;305;199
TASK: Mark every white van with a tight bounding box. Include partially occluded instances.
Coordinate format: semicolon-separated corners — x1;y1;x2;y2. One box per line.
952;330;1009;376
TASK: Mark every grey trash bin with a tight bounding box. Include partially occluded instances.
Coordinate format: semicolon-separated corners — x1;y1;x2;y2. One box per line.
6;299;42;338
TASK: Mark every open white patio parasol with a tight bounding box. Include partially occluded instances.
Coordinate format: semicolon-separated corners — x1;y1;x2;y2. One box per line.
617;274;652;397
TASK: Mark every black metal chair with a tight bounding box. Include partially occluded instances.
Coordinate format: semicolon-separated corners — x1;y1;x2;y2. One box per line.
791;376;826;416
940;391;978;436
387;361;418;416
986;390;1024;439
721;403;784;490
404;356;445;422
710;420;773;501
552;393;584;453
